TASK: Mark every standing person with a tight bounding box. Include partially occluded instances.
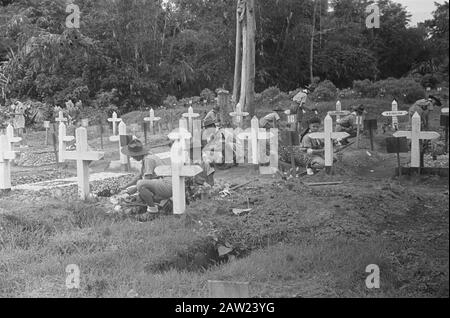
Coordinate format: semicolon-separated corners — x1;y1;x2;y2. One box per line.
408;95;442;130
260;106;285;129
11;100;26;138
291;87;312;132
203;105;220;129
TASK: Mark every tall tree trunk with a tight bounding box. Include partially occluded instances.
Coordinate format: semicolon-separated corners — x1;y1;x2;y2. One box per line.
232;7;242;106
245;0;256;117
239;20;248;108
310;0;317;84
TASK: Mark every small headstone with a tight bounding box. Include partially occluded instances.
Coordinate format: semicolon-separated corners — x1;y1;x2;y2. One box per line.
208;280;250;298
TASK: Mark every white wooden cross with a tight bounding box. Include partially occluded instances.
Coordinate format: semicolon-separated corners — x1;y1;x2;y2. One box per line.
0;134;16;190
382;110;408;131
336;100;342;122
130;124;140;139
144;108;161;135
393;112;440;168
118;121;130;170
154;130;203;215
6;124;22;150
236;116;276;174
63;127;104;200
108;112;122;142
55;111;67;124
179;118;191;163
230;103;249;128
182;106;200;134
308;115;349;171
390;100;401;130
58;122;76;162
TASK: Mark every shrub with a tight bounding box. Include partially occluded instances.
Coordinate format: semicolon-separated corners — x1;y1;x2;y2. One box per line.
310;80;338;102
200;88;216;102
421;74;439;89
353;79;378;98
353;77;425;103
261;86;281;101
163;95;178;108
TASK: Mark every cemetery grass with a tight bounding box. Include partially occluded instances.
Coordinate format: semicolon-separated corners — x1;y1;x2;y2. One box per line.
0;168;448;298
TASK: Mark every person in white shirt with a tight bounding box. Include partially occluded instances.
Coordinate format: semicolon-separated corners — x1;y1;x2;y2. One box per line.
291;87;313;132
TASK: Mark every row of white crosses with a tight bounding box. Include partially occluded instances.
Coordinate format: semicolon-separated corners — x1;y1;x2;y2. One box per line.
394;112;440;168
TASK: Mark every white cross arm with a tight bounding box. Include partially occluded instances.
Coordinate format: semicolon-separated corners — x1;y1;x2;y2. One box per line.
442;108;449;114
144;116;161;122
182;113;200;118
0;150;15;161
328;111;350;116
8;137;22;143
394;131;440;140
393;131;411;138
64;151;104;161
230;111;249;117
155;165;203;177
382;111;408;117
64;136;75;142
308;132;349;140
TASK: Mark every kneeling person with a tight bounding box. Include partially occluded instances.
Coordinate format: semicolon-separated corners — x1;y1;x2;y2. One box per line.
301;117;326;173
120;139;172;213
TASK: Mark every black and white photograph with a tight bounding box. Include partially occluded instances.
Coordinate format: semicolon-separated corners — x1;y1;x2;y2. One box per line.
0;0;448;301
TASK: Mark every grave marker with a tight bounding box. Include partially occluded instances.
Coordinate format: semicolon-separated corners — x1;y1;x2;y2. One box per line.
230;103;249;128
108;112;122;142
386;100;403;130
208;280;250;298
336;101;342;122
58;122;75;163
55;111;67;124
441;107;449;151
144;108;161;135
6;124;22;151
44;121;50;146
63;127;104;200
386;137;409;177
0;134;16;190
154;130;203;215
182;106;200;134
118;121;130;171
393;112;440;168
308;115;350;174
179;118;191;163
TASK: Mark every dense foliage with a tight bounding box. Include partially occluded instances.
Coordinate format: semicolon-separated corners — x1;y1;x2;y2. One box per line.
0;0;448;112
